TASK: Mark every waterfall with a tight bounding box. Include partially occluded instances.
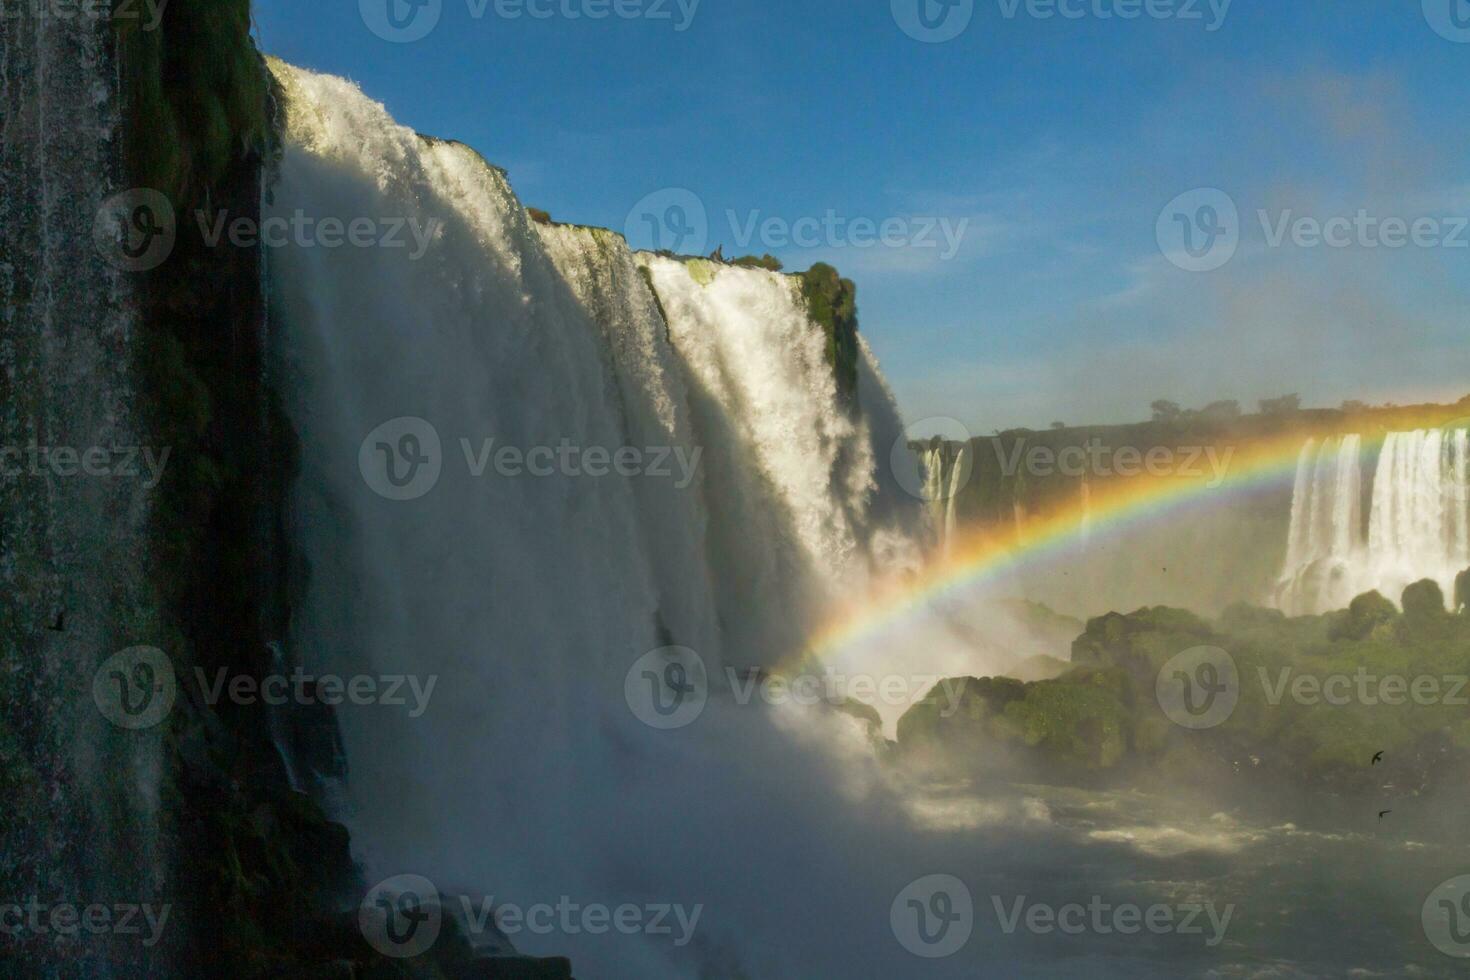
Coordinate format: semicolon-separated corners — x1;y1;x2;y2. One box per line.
1276;428;1469;614
918;442;969;556
267;63;928;978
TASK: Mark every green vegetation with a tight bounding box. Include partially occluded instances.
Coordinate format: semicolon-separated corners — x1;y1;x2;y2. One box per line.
798;262;860;408
898;579;1470;802
732;253;784;271
115;0;275;209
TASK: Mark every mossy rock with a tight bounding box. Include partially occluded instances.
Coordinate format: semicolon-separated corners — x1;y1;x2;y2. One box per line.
686;258;717;286
798;263;859;408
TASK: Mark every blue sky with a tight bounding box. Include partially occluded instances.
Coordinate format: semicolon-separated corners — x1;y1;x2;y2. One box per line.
256;0;1470;433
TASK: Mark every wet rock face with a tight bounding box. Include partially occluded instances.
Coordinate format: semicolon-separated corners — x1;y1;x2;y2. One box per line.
0;8;176;976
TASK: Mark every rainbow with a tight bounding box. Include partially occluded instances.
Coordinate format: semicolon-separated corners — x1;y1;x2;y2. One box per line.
787;420;1459;672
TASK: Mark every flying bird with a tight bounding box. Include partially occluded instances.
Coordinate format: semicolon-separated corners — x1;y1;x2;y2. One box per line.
1371;751;1384;765
1378;810;1392;821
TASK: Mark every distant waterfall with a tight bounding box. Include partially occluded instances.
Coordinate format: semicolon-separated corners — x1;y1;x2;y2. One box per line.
1276;428;1470;614
919;443;968;555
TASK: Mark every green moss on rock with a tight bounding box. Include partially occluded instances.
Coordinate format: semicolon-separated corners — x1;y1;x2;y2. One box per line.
798;262;859;408
115;0;274;208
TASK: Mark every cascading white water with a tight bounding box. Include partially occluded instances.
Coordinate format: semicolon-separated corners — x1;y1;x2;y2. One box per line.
918;443;969;555
267;63;942;978
1276;428;1469;614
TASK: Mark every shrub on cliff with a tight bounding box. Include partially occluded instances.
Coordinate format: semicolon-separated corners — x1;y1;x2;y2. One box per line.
799;263;860;407
733;253;784;271
1327;590;1398;641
